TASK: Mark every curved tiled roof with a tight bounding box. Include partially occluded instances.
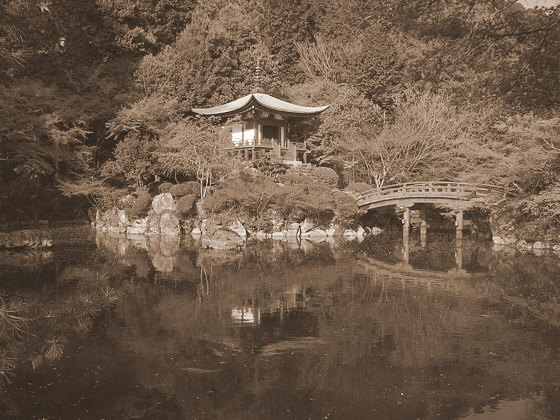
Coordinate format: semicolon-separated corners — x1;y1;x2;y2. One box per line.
191;93;329;117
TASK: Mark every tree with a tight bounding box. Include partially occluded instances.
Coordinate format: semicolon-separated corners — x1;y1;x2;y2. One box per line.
341;93;469;187
96;0;197;52
156;118;240;198
136;0;281;107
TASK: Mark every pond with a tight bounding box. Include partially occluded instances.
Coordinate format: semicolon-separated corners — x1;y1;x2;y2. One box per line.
1;226;559;419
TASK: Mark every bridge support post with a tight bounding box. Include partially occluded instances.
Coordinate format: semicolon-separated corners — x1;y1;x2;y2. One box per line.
455;210;463;239
420;220;428;248
403;207;410;232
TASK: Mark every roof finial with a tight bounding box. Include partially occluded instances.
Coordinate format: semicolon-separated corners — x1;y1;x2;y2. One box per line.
254;56;263;93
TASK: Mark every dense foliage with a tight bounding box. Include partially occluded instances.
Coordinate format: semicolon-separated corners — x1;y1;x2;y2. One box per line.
1;0;560;225
203;174;358;231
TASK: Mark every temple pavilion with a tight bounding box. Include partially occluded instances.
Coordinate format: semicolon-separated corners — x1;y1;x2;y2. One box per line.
191;93;329;165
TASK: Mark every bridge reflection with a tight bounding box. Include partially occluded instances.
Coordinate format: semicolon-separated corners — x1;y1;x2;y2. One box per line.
402;226;468;275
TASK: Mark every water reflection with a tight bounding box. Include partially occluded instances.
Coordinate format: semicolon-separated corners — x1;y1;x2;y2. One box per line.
1;228;560;419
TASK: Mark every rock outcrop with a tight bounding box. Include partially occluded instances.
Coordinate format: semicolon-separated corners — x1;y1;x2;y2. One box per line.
0;230;53;249
94;192;380;250
201;228;245;250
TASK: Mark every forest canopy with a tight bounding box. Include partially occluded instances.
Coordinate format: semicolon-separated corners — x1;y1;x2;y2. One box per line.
1;0;560;221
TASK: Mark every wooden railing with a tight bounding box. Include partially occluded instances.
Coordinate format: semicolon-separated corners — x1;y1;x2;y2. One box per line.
232;138;305;162
357;181;503;208
233;138;277;148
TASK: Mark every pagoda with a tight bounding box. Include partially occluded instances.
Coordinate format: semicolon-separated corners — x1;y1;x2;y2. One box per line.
191;93;329;165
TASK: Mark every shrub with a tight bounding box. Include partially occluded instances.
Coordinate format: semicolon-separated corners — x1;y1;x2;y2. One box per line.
251;154;288;178
334;190;357;207
203;176;281;231
305;182;335;212
271;181;337;226
345;182;374;195
169;181;200;198
128;193;152;219
158;182;173;193
176;194;198;217
334;191;359;221
277;173;313;186
310;166;339;188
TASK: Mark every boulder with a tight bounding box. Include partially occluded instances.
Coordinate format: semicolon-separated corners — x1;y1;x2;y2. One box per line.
95;209;104;229
191;227;202;236
532;241;550;249
127;218;147;235
0;230;53;249
108;226;126;234
300;218;314;233
146;210;160;235
343;229;357;239
105;208;120;228
152;193;176;214
201;219;208;236
202;228;245;250
271;216;285;231
356;225;366;237
286;223;300;237
159;212;180;236
492;236;516;245
118;209;131;227
371;227;383;235
229;219;247;238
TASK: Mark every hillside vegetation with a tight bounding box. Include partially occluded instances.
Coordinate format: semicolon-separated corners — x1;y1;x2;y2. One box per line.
1;0;559;235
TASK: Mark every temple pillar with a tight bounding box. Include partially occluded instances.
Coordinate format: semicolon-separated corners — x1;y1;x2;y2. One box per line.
251;147;255;160
303;152;307;164
280;125;285;147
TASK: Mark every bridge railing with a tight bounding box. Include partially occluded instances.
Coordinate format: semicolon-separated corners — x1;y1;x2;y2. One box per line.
356;181;503;204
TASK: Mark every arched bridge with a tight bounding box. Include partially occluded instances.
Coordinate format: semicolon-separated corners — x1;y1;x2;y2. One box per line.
356;181;504;211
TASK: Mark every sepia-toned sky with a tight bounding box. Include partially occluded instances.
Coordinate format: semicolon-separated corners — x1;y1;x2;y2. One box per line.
519;0;560;7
